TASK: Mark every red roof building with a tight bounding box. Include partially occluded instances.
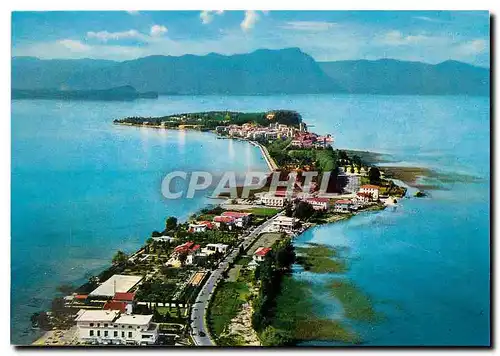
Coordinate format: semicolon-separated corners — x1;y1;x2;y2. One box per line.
74;294;88;301
221;211;252;218
174;241;194;253
254;247;272;257
113;292;136;302
214;216;235;224
103;301;127;313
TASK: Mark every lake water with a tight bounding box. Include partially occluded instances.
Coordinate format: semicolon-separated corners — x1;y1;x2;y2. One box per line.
11;94;490;345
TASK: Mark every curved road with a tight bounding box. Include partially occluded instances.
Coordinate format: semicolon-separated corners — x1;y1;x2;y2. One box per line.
189;212;283;346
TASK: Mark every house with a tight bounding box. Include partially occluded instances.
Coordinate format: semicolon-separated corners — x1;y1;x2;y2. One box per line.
259;193;287;207
305;197;331;211
152;236;176;243
204;243;229;255
272;216;299;233
173;241;201;265
253;247;272;262
355;192;372;204
75;310;158;345
334;200;353;213
188;221;214;233
213;215;235;229
89;275;143;299
221;211;252;227
103;301;128;314
359;184;380;201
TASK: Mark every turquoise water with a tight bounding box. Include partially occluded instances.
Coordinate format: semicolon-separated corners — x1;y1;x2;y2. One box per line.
11;95;489;345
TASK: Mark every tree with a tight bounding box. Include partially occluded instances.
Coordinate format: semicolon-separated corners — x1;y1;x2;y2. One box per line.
275;238;295;270
151;230;162;237
260;326;293;346
112;250;128;265
178;251;188;266
352;155;362;168
294;201;315;220
165;216;178;231
368;167;381;184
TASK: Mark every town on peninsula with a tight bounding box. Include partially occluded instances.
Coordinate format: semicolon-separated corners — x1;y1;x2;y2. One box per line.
31;110;422;347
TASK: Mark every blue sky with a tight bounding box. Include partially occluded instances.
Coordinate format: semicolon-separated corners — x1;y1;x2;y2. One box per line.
11;10;490;66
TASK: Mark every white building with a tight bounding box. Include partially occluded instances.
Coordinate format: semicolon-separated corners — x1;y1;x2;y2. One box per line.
272;216;299;233
89;275;143;299
221;212;252;228
344;175;361;193
359;185;380;201
253;247;272;262
152;236;176;243
305;197;330;211
204;243;229;255
188;223;207;233
259;193;287;207
334;200;353;213
75;310;158;345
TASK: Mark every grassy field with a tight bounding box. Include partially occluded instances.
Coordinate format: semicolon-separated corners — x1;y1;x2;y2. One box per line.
329;280;380;322
271;277;360;344
248;232;283;255
246;207;280;217
208;281;251;339
295;244;347;274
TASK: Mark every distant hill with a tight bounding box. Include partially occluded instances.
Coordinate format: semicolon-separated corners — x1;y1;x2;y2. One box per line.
12;85;158;101
318;59;489;96
12;48;339;95
11;50;489;96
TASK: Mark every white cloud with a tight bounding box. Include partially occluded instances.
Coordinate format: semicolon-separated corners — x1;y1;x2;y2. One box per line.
87;30;142;42
200;10;224;25
453;39;488;56
57;39;91;52
281;21;337;32
413;16;449;24
150;25;168;37
377;30;431;46
241;11;260;32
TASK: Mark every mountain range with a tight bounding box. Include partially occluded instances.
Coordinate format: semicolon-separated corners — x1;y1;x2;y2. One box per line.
12;48;489;96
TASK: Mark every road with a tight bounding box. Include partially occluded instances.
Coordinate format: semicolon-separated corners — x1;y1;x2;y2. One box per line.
189;212;283;346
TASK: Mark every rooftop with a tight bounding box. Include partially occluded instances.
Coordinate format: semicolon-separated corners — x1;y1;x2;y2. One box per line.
255;247;272;257
361;184;380;190
103;301;127;313
89;275;143;298
75;309;120;323
115;314;153;326
114;292;136;301
221;211;252;218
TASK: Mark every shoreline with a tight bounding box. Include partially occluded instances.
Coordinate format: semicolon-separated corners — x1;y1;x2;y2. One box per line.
31;118;410;346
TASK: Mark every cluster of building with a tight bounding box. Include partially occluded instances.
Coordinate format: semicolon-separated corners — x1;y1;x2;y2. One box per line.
333;184;381;213
64;274;158;345
290;131;333;149
168;241;230;266
189;211;252;233
216;121;333;149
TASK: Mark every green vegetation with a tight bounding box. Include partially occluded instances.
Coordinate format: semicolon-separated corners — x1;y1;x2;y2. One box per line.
208;281;251;343
111;250;128;265
329;280;380;323
270;278;360;344
114;110;302;131
295;244;347;273
246;207;280;217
